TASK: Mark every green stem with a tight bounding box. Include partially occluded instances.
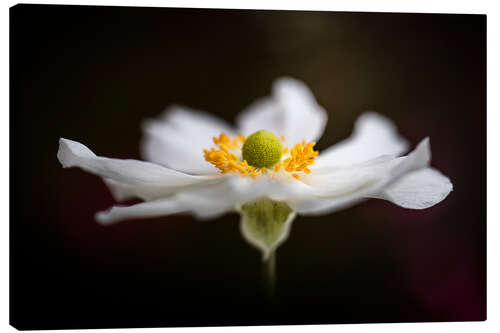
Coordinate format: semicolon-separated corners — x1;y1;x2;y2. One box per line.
263;251;276;300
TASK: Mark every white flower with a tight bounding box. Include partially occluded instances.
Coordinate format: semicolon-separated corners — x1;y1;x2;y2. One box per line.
57;77;453;260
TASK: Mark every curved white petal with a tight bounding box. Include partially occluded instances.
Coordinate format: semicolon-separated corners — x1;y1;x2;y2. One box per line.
314;112;409;168
370;167;453;209
103;178;149;201
96;182;237;225
290;138;432;214
95;199;185;225
140;105;234;174
102;177;222;202
58;138;215;199
141;134;218;175
236;77;327;145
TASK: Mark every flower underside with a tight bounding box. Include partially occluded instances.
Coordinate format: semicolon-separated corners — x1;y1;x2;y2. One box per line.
203;130;318;179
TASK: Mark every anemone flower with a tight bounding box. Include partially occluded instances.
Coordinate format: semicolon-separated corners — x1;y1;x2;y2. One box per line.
58;78;453;288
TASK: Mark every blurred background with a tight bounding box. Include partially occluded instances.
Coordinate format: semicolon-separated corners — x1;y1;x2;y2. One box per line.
10;4;485;329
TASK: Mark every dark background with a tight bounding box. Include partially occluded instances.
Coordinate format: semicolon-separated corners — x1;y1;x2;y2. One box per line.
10;4;486;330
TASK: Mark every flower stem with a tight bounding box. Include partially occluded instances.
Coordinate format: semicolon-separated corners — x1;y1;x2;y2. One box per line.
263;251;276;300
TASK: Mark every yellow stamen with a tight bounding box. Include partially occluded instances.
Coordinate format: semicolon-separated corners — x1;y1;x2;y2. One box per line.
212;133;245;151
283;141;318;177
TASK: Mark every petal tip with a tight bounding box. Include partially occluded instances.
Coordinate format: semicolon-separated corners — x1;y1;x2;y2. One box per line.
57;137;75;168
356;112;395;129
272;77;312;99
95;209;114;225
356;112;403;138
411;137;432;167
380;167;453;210
355;111;410;155
273;76;301;88
57;138;96;168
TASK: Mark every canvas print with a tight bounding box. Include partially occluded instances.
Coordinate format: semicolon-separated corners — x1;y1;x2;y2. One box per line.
10;4;486;329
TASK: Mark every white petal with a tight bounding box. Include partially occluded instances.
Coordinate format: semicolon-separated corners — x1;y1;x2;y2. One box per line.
140;105;234;174
95;199;185;225
96;183;234;225
236;77;327;145
172;175;308;219
290;138;431;214
174;177;263;218
141;134;217;175
314;112;409;168
58;138;215;198
370;167;453;209
103;178;143;201
102;177;221;202
236;97;283;137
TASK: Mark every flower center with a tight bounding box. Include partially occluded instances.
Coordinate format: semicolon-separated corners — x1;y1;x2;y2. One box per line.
203;132;318;179
241;130;282;168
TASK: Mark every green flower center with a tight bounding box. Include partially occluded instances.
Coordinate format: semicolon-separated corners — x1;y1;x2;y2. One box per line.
242;130;283;168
